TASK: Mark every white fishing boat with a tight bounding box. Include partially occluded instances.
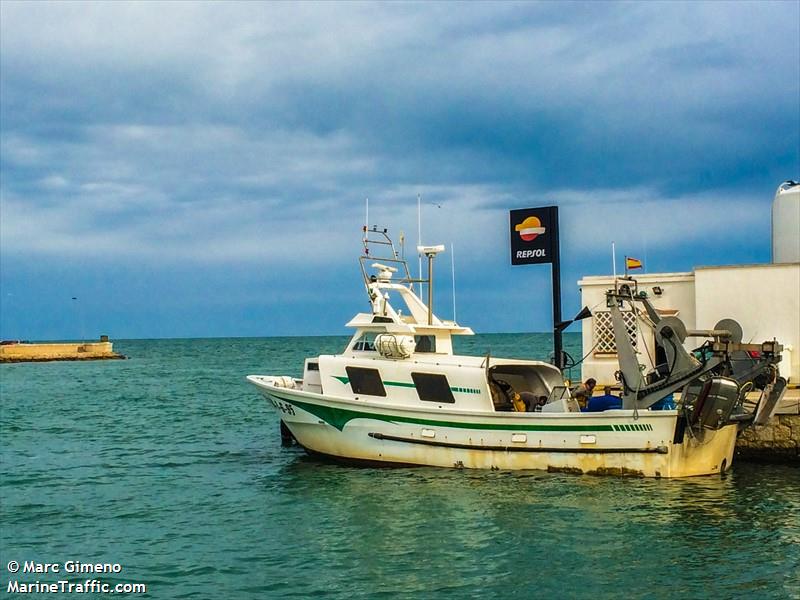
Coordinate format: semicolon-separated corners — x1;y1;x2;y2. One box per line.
248;228;786;477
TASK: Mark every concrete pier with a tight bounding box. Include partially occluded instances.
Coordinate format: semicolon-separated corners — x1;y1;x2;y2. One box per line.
735;389;800;462
0;336;125;363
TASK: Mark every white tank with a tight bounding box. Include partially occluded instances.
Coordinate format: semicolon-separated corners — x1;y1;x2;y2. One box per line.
772;181;800;264
374;334;416;359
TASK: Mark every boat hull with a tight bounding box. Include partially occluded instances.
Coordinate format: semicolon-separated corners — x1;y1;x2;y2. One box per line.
249;376;736;478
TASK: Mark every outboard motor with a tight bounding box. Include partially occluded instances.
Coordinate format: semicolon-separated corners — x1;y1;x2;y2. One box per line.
683;376;740;431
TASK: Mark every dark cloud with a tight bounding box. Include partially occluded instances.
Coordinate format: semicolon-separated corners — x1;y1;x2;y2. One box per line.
1;1;797;338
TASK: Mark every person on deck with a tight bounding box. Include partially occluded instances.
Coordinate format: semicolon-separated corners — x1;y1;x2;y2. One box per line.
572;378;596;410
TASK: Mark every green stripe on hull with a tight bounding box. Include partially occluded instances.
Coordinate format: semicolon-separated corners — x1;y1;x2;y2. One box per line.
387;381;416;389
612;423;653;432
271;391;633;433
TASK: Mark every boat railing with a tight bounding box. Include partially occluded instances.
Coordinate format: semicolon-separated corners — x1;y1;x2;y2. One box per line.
359;226;423;289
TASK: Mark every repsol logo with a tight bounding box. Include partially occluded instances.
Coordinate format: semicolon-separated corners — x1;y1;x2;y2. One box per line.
515;249;547;259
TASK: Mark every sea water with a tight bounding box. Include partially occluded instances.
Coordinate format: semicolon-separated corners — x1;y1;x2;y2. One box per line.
1;335;798;599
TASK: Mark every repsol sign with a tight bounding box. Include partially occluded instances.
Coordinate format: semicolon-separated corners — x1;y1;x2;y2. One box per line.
516;248;547;259
509;206;559;265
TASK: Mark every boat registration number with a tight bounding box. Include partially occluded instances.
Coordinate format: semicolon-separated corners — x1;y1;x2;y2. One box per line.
271;399;296;416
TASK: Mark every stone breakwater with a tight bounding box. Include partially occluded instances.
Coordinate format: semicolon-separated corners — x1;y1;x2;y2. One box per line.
0;340;125;363
735;389;800;462
736;414;800;462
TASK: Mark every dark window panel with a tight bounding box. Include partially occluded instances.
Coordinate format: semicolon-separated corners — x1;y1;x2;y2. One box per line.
412;372;455;403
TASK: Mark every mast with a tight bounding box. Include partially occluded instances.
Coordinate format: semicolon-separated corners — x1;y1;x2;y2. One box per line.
418;244;445;325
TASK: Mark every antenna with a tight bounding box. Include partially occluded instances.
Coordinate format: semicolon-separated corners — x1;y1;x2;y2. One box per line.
451;242;457;323
362;197;369;257
417;194;423;297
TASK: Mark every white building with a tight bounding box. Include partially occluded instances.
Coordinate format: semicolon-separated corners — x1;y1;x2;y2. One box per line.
578;182;800;388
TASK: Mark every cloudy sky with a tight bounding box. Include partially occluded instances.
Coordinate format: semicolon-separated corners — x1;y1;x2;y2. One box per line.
1;1;798;340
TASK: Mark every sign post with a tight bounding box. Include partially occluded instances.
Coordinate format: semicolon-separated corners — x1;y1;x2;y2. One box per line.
509;206;563;370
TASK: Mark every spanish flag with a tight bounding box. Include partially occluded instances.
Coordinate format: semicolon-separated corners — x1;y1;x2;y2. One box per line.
626;256;643;270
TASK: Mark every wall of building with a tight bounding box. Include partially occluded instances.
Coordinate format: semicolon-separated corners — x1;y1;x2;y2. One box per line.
694;263;799;382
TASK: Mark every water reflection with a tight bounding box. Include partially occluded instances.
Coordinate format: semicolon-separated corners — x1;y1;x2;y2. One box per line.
268;455;799;599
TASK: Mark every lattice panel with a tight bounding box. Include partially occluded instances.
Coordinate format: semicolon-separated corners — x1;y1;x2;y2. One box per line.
593;310;637;354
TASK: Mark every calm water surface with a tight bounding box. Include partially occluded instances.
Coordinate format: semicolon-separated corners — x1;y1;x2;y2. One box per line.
1;335;798;599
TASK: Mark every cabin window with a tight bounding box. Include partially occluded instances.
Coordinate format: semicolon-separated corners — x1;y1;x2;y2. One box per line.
345;366;386;397
306;362;319;371
414;335;436;353
352;332;378;352
411;372;455;403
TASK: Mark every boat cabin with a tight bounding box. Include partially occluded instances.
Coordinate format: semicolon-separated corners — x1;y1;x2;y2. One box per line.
297;230;565;413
